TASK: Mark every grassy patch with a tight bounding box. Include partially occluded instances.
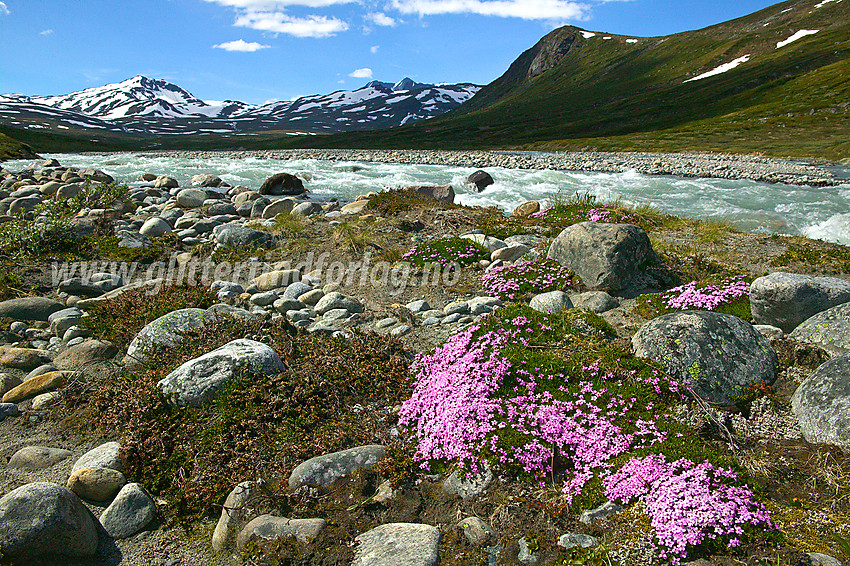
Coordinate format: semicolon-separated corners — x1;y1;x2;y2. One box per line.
770;236;850;274
366;188;465;215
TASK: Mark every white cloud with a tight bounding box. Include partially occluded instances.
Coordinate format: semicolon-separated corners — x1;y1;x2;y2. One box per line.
234;11;349;37
40;29;54;36
389;0;589;20
371;44;380;53
0;2;9;15
213;39;271;51
206;0;354;8
366;12;397;26
349;67;373;78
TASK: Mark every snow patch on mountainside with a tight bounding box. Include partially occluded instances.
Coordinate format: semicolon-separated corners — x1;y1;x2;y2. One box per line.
776;29;819;48
685;55;751;82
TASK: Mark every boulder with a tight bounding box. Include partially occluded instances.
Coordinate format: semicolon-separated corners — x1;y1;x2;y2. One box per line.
341;200;370;215
72;441;122;473
314;292;364;315
262;199;295;218
0;346;51;371
750;272;850;333
236;515;326;549
632;311;778;405
457;517;497;546
443;465;493;500
292;202;322;217
154;176;178;189
214;224;276;248
467;170;494;192
571;291;620;314
139;217;172;238
157;339;285;407
9;196;43;214
125;308;213;366
2;370;70;403
352;523;440;566
67;467;126;502
513;201;541;217
259;173;305;196
789;301;850;354
0;374;22;397
403;184;455;204
8;447;73;471
212;481;256;551
253;270;302;292
548;222;654;292
0;482;98;559
191;174;223;188
529;291;573;314
288;445;386;488
53;339;118;370
0;297;64;321
791;352;850;450
99;483;155;539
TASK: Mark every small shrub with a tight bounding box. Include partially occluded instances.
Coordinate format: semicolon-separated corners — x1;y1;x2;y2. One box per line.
366;188;463;215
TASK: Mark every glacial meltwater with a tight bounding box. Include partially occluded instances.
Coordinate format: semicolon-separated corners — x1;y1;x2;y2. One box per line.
7;152;850;245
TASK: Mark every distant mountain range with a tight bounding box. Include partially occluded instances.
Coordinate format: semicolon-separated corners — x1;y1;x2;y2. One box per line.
1;0;847;160
0;76;481;137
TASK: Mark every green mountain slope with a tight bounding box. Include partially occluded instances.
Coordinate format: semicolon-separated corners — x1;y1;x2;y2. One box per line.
0;131;39;161
284;0;849;159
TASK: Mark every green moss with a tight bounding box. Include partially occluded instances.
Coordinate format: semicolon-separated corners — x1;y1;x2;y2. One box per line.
366;188;466;215
403;235;489;268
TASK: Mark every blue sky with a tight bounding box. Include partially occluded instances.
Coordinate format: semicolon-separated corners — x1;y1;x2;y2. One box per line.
1;0;780;104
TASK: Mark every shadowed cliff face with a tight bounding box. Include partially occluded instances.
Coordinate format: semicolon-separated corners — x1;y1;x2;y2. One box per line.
527;28;582;80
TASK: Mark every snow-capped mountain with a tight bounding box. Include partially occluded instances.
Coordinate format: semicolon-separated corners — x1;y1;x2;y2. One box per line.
0;76;481;136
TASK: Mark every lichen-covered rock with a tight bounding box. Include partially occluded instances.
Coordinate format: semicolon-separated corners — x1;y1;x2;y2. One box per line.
236;515;326;549
157;339;285;407
790;302;850;355
632;311;778;405
750;272;850;333
72;441;122;473
353;523;440;566
214;224;277;248
125;308;213;366
547;222;654;292
99;483;155;539
791;352;850;451
289;445;385;488
0;482;98;559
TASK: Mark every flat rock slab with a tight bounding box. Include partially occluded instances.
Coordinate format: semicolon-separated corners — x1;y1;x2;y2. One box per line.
352;523;440;566
289;445;385;488
158;339;285;407
0;297;64;322
791;352;850;451
236;515;326;549
125;308;213;365
72;441;122;473
750;272;850;333
0;482;98;559
790;302;850;354
2;370;71;403
99;483;155;539
547;222;654;292
8;446;73;470
632;311;778;405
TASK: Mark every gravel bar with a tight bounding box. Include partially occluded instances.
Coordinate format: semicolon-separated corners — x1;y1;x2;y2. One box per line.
139;149;840;187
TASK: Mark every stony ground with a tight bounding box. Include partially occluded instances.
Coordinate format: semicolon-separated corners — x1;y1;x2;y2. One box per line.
1;153;850;566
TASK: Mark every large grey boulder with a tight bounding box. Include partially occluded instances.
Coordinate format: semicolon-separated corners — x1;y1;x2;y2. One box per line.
288;445;385;488
214;224;276;248
157;339;285;407
790;302;850;355
352;523;440;566
750;272;850;333
191;174;223;188
125;308;213;366
99;483;155;539
547;222;654;292
467;170;494;192
0;482;98;559
791;353;850;450
632;311;778;405
259;173;305;196
0;297;64;322
53;339;118;370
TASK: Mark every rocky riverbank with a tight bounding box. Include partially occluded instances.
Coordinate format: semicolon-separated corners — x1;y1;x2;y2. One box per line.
0;159;849;566
140;149;841;187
